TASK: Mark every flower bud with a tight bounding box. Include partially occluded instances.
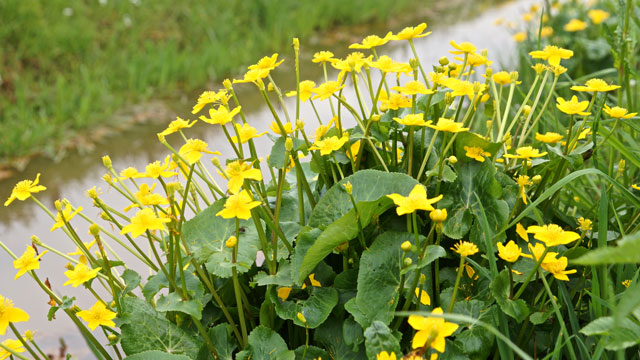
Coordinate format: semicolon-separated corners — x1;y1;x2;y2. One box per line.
481;49;488;58
485;67;493;77
222;79;232;90
86;187;100;199
447;155;458;164
54;200;63;211
438;56;449;66
429;208;448;223
371;114;381;122
107;334;117;342
211;157;221;168
297;312;307;324
267;82;275;92
157;133;166;144
401;241;412;252
89;224;101;236
445;92;454;105
225;236;238;248
102;155;112;169
292;37;300;52
343;181;353;195
335;242;349;252
532;175;542;184
531;63;546;75
100;212;110;221
448;63;457;71
419;273;427;285
522;105;532;116
486;120;493;128
296;120;305;130
409;58;419;70
31;235;42;246
618;159;626;174
403;257;413;267
24;330;35;341
103;173;113;185
526;160;532;168
285;138;294;152
166;182;182;195
348;258;355;264
65;263;75;270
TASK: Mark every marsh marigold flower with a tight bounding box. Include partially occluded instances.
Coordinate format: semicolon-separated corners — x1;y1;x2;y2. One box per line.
464;146;491;162
393;23;430;40
0;295;29;335
199;106;241;126
248;53;284;72
216;190;261;220
191;90;229;114
13;246;47;280
497;241;522;262
231;123;267;144
372;55;410;74
160;117;197;136
527;224;580;247
429;208;448;223
603;104;637;119
269;121;296;135
571;79;620;92
452;241;479;257
222;160;262;194
145;157;178;179
63;263;102;288
121;208;170;238
178;139;220;165
564;19;587;32
541;27;554;38
449;40;477;54
309;135;350;156
119;167;144;179
277;287;292;301
350;32;394;49
516;175;533;204
536;132;564;144
414;288;431;305
392;80;433;96
4;173;46;206
556;96;591;116
312;51;337;64
51;202;83;231
378;90;412;111
285;80;316;102
503;146;547;160
393;113;431;127
386;184;443;215
428;118;469;133
513;32;527;42
408;307;459;351
588;9;610;24
312;81;345;100
577;217;593;232
541;255;576;281
376;351;397;360
77;302;116;330
529;45;573;66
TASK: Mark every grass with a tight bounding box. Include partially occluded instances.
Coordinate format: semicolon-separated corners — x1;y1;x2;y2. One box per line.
0;0;418;162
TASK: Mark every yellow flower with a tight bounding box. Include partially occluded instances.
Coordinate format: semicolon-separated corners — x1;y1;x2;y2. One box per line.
222;160;263;194
248;53;284;72
393;23;431;40
378;90;412;111
452;241;479;257
449;40;477;54
450;80;485;100
63;263;102;287
391;80;434;96
497;241;522;262
386;184;443;215
376;351;397;360
464;146;491;162
145;157;178;179
525;243;558;263
191;90;229;114
121;208;171;238
429;208;448;223
527;224;580;247
129;184;169;210
269;121;296;135
371;55;409;73
285;80;316;102
393;113;431;127
68;240;96;265
312;81;345;100
301;273;322;289
199;106;241;126
277;287;292;301
4;173;47;206
216;190;262;220
516;175;533;204
346;140;361;162
622;280;632;288
13;246;47;280
588;9;610;24
556;96;591;116
0;339;25;360
541;255;577;281
315;118;335;141
535;132;564;144
231;123;267;144
309;135;350;156
225;236;238;248
513;32;527;42
529;45;573;66
541;27;554;38
492;71;512;85
503;146;547;160
77;302;116;331
120;167;144;179
603;104;637;119
312;51;337;64
564;19;587;32
51;202;83;231
234;68;269;85
350;32;393;49
331;52;372;75
178;139;220;165
408;307;459;351
428;118;469;133
577;217;593;232
159;117;197;136
632;184;640;191
516;223;529;242
571;79;620;93
414;288;431;305
0;295;29;336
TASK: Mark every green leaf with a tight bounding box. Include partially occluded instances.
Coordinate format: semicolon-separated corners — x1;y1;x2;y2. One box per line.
198;324;236;360
272;286;338;329
300;170;419;282
490;270;529;323
343;316;364;351
580;316;640;350
355;232;410;327
452;301;495;357
119;297;201;358
183;199;262;278
314;316;368;360
442;204;472;239
363;321;402;359
47;296;75;321
401;245;446;276
293;345;329;360
237;325;294;360
124;351;192;360
268;136;308;169
122;269;141;297
291;227;321;284
156;293;203;320
454;131;503;163
573;231;640;265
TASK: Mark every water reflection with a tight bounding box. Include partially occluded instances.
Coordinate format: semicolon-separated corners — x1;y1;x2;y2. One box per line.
0;0;534;357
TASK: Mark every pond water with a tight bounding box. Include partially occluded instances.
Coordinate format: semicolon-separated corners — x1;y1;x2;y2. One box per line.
0;0;535;357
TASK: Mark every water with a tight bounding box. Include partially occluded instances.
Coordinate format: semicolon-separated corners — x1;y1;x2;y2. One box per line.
0;1;535;357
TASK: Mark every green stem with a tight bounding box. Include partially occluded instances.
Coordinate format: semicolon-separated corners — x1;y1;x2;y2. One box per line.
448;256;466;312
233;219;249;348
10;323;43;360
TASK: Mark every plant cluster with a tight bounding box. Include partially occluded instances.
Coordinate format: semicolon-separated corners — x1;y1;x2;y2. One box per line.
1;0;639;359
